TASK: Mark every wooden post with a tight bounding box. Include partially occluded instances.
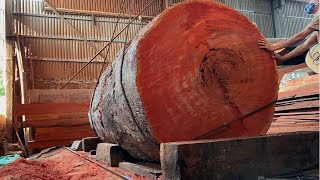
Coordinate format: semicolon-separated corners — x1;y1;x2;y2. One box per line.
14;36;30;145
5;0;14;142
14;36;27;104
164;0;169;8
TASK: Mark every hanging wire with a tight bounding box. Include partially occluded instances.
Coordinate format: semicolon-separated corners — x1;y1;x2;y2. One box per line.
60;0;156;89
97;0;126;81
117;0;153;141
194;98;278;140
89;0;126;113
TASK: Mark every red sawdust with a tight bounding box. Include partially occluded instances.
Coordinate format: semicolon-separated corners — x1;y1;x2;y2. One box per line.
0;148;150;180
0;158;69;180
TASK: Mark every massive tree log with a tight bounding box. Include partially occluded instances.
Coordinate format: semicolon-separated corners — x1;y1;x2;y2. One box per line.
89;1;279;161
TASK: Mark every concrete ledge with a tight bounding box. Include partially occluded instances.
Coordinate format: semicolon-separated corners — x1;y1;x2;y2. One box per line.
161;132;319;180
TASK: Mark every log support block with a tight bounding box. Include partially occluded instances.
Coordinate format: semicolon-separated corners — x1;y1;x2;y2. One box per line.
160;132;319;180
70;140;83;151
119;162;162;179
81;137;100;152
96;143;126;167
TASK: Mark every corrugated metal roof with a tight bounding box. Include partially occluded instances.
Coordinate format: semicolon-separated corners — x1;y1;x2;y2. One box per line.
13;0;153;88
45;0;163;17
170;0;275;38
280;0;313;37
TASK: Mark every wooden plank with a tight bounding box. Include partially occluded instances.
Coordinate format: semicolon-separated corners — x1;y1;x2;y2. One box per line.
275;115;319;120
277;63;307;81
280;75;319;92
25;112;88;121
161;132;319;180
35;130;96;141
23;118;90;128
43;7;155;20
268;121;319;134
5;0;14;141
28;89;94;103
275;100;319;112
274;111;319;117
164;0;169;8
28;139;77;149
35;125;92;135
278;84;319;99
15;103;90;116
14;37;27;104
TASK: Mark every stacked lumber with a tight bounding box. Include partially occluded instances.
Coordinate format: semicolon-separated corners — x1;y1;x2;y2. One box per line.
15;89;96;151
267;75;319;134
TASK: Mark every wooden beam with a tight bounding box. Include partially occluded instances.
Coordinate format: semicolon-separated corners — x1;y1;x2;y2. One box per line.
14;103;90;116
272;0;285;38
280;75;319;92
34;130;95;141
23;118;90;128
278;85;319;99
5;0;14;142
35;125;92;134
161;132;319;180
164;0;169;8
277;63;308;81
28;89;94;103
43;7;155;21
28;139;78;149
14;37;27;104
25;112;88;121
29;59;34;89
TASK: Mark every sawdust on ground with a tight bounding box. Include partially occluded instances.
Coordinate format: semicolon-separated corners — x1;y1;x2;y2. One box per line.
0;148;150;180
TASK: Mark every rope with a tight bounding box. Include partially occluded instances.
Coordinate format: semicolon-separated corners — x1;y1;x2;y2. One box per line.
194;98;278;140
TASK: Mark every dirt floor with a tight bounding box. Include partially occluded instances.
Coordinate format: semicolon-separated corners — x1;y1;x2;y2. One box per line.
0;148;151;180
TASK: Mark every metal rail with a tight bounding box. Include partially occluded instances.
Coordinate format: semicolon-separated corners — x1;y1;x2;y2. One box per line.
63;147;130;180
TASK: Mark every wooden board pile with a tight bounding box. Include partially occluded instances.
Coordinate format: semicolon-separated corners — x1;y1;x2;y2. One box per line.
14;89;96;151
267;73;319;134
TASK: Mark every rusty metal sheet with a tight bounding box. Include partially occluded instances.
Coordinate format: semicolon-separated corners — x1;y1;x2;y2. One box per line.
45;0;163;17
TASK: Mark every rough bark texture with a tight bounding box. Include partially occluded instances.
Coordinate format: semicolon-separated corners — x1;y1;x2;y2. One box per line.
89;1;279;161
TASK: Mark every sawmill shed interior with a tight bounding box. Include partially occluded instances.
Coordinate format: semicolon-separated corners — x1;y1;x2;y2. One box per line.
0;0;319;179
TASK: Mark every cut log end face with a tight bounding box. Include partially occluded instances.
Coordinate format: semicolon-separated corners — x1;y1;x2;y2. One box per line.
200;48;249;103
90;1;278;161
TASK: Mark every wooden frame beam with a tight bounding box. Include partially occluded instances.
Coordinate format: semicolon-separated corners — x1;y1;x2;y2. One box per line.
5;0;14;142
43;7;155;21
